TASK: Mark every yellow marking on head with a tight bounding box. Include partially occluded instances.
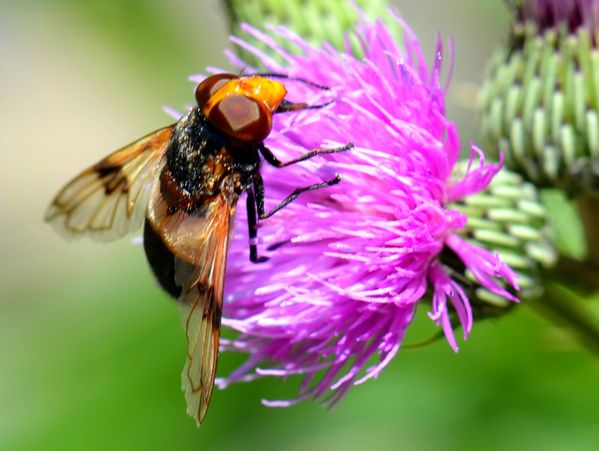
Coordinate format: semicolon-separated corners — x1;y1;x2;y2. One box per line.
202;76;287;117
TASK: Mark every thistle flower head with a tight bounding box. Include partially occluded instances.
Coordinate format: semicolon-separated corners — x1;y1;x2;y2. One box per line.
194;16;519;405
514;0;599;35
479;0;599;193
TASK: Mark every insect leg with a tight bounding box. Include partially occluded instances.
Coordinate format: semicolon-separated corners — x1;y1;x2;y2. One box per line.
246;186;268;263
249;72;331;91
243;73;334;112
258;175;341;220
258;143;353;168
252;173;266;217
249;172;340;257
275;99;333;113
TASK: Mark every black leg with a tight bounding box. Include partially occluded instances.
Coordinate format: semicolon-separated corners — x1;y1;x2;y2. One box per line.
275;99;333;113
247;172;341;262
259;143;353;168
246;188;268;263
252;173;266;217
248;72;331;91
259;175;341;220
238;72;333;112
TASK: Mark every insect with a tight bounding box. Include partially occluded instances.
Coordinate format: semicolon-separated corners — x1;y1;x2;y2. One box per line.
45;72;352;426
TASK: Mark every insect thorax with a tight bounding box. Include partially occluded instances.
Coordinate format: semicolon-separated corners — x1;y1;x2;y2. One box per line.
162;107;247;212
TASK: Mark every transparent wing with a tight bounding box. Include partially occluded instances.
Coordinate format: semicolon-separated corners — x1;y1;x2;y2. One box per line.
45;125;174;241
147;183;237;426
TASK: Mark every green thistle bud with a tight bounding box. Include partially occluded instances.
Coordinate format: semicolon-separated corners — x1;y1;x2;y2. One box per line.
221;0;401;64
478;0;599;194
449;162;556;316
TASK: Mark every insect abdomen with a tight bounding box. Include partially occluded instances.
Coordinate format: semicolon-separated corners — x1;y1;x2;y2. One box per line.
143;219;181;298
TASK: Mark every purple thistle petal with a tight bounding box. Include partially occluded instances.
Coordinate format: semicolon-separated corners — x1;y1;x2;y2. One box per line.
447;145;504;201
162;105;183;120
447;235;520;301
429;263;474;351
202;13;520;405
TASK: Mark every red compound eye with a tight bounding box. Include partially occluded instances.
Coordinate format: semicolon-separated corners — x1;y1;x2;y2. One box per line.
208;95;272;143
195;73;238;108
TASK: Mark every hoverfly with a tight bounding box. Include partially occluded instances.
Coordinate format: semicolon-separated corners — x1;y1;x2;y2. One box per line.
45;72;352;426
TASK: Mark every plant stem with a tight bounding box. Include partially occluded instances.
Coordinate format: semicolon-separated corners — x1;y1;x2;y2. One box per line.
528;282;599;356
577;194;599;266
546;256;599;295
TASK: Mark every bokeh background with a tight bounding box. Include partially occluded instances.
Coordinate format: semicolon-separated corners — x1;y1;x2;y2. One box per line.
1;0;598;450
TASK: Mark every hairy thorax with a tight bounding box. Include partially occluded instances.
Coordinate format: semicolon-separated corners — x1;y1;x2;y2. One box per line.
161;107;244;213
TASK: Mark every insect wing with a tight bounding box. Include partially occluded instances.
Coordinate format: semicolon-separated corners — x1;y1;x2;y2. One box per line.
147;184;237;426
45;125;174;241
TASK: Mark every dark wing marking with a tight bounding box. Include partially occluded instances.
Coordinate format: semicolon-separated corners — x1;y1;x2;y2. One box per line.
146;180;238;426
45;126;174;241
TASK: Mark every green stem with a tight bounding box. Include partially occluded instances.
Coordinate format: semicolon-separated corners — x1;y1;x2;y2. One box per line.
528;282;599;356
546;256;599;295
578;194;599;267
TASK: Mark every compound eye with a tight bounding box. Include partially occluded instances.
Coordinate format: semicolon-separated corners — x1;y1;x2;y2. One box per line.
195;73;238;107
208;95;272;143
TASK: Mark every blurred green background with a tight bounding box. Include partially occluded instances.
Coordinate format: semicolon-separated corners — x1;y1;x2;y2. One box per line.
1;0;598;450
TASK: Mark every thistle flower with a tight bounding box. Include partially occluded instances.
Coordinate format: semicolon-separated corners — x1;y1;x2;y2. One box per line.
479;0;599;193
190;17;519;405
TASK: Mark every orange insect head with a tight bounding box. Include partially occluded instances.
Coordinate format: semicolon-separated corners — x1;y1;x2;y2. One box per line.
201;75;287;116
197;74;288;144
